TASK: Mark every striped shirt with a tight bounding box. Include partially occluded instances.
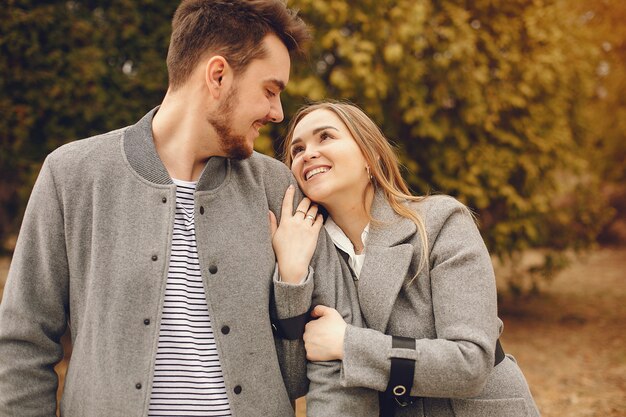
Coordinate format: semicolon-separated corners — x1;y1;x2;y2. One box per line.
148;179;232;417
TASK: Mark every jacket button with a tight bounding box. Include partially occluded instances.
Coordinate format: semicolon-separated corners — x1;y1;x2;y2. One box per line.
135;383;142;389
144;319;150;325
200;206;205;215
162;197;167;203
209;265;218;274
221;326;230;335
234;385;242;394
151;255;158;261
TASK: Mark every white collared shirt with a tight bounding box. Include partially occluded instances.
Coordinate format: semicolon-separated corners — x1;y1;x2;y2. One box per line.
324;217;369;279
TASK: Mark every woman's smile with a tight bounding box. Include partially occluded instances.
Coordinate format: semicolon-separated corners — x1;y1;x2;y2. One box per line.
304;166;331;181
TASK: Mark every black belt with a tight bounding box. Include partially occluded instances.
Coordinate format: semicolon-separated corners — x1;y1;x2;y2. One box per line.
270;310;310;340
379;338;506;417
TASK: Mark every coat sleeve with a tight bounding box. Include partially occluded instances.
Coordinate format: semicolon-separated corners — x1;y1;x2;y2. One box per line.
271;222;357;402
341;201;500;398
266;173;311;400
304;242;380;417
0;157;69;416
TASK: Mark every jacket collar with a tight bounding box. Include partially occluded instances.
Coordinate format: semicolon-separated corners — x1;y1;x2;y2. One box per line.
356;190;419;332
367;190;417;246
123;107;229;192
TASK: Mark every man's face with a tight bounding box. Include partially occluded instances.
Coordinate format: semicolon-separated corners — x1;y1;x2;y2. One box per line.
208;34;290;159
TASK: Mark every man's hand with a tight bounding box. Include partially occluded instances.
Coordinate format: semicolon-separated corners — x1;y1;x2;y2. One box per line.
304;305;347;361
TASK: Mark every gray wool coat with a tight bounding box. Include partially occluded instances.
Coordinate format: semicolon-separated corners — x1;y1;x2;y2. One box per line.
302;192;541;417
0;109;361;417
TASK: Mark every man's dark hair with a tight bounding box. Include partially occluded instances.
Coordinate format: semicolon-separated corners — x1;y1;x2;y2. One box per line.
167;0;310;89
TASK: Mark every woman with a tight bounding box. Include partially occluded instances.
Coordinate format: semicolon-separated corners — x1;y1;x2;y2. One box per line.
272;101;540;417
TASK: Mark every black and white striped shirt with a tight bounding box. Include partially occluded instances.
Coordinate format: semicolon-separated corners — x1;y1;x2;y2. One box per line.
148;179;232;417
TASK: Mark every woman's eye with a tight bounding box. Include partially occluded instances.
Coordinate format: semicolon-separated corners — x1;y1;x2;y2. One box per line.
266;89;276;97
291;146;304;156
320;132;331;140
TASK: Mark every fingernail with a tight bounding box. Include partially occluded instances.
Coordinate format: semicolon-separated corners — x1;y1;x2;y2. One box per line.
288;184;294;190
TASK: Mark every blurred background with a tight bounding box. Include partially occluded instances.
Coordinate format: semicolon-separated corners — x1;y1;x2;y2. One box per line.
1;0;624;416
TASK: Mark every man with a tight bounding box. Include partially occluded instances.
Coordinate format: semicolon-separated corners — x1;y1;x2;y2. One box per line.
0;1;364;416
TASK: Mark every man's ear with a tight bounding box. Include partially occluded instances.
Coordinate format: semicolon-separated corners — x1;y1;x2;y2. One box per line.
205;56;230;98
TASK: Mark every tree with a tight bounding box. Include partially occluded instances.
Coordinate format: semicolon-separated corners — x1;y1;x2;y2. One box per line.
1;0;620;294
573;0;626;245
0;0;174;250
276;0;613;293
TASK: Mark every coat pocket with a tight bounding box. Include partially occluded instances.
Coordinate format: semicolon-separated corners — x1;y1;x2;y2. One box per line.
451;397;530;417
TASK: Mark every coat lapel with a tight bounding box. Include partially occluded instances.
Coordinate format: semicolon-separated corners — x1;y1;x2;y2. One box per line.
357;191;418;332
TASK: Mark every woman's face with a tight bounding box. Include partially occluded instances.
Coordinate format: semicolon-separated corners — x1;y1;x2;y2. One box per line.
289;109;370;207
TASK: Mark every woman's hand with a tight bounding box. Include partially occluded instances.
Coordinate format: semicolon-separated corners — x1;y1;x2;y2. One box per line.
269;185;323;284
304;305;347;361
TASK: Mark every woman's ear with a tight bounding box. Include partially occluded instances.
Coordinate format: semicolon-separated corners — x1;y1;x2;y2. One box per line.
205;56;229;99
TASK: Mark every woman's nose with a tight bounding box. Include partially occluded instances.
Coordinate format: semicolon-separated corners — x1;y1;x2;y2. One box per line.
303;147;319;161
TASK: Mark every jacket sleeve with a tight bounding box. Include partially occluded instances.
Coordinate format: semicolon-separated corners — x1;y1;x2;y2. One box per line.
341;202;499;398
266;172;319;400
271;226;347;401
271;263;312;400
0;157;69;416
304;239;380;416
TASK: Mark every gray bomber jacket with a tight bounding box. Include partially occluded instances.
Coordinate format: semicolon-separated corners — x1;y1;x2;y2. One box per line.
0;109;363;416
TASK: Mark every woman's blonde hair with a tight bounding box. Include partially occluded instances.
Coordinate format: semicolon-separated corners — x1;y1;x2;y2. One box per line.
282;100;430;277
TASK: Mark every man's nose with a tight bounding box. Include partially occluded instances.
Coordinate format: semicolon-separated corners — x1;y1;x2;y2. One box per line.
269;99;284;123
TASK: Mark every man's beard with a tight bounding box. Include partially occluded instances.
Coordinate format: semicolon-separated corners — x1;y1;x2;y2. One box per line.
207;86;252;160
